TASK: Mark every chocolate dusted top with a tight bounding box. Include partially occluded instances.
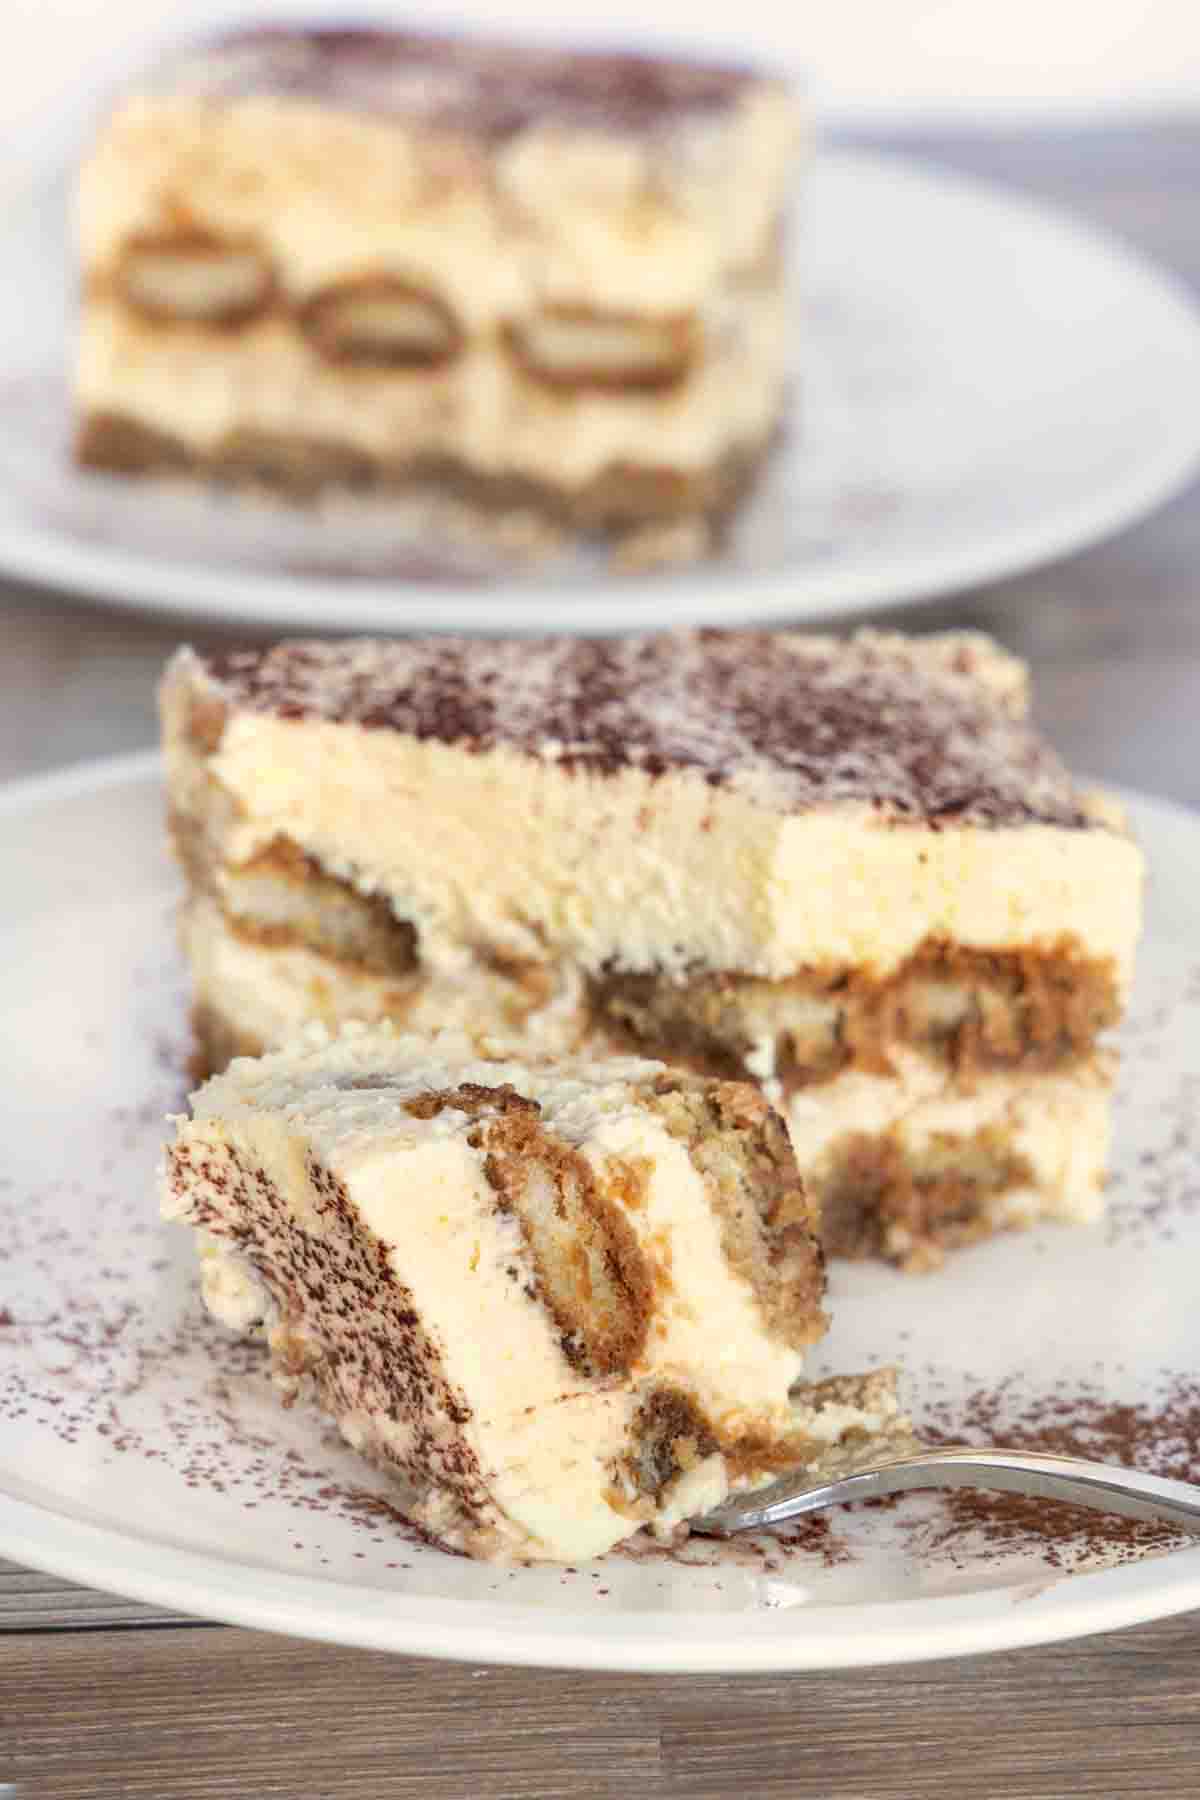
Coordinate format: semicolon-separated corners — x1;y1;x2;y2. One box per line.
197;630;1097;830
151;24;763;141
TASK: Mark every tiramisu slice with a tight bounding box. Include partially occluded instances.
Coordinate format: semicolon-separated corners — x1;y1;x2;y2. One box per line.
161;629;1144;1271
75;25;800;553
161;1027;904;1562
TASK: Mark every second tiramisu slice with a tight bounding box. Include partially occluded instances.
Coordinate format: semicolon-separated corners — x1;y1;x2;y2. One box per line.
161;629;1143;1268
75;25;800;556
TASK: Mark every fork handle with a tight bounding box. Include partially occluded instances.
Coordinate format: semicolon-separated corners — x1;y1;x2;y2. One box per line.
696;1446;1200;1537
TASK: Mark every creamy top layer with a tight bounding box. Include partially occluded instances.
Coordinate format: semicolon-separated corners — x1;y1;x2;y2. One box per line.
193;1028;670;1158
146;27;766;138
80;32;800;316
193;630;1082;826
164;633;1144;985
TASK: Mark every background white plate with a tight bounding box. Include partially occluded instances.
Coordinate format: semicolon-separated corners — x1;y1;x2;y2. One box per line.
0;147;1198;632
3;754;1200;1670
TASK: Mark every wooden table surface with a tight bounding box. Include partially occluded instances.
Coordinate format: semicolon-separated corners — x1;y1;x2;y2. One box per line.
3;118;1200;1798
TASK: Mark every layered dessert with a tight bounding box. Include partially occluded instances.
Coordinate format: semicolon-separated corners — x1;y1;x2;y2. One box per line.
161;628;1144;1270
74;25;800;554
161;1026;906;1562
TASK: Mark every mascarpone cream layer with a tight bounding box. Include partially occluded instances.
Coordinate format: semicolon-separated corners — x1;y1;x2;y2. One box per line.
78;278;788;485
183;902;1114;1240
163;657;1144;988
79;87;801;321
164;1028;809;1561
181;895;591;1060
785;1046;1114;1235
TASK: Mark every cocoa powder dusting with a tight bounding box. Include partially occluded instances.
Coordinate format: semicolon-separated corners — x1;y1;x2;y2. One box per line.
156;25;758;139
905;1380;1200;1567
196;630;1092;827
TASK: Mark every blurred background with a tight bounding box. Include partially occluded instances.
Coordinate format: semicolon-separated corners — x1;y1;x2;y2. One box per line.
2;0;1199;797
3;0;1197;144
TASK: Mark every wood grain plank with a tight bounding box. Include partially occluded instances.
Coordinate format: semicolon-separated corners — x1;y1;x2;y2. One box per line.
659;1614;1200;1798
0;1559;195;1631
0;1626;661;1800
4;1617;1200;1799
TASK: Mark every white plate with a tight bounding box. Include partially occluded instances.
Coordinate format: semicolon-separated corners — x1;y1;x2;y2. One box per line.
1;147;1199;632
3;753;1200;1670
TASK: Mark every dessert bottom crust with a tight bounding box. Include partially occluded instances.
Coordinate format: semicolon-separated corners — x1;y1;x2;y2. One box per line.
76;408;773;534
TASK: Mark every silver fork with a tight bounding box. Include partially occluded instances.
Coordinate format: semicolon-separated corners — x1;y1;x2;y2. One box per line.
693;1445;1200;1537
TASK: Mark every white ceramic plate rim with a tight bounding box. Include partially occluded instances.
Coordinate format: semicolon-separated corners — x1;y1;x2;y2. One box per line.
4;148;1200;633
3;748;1200;1671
